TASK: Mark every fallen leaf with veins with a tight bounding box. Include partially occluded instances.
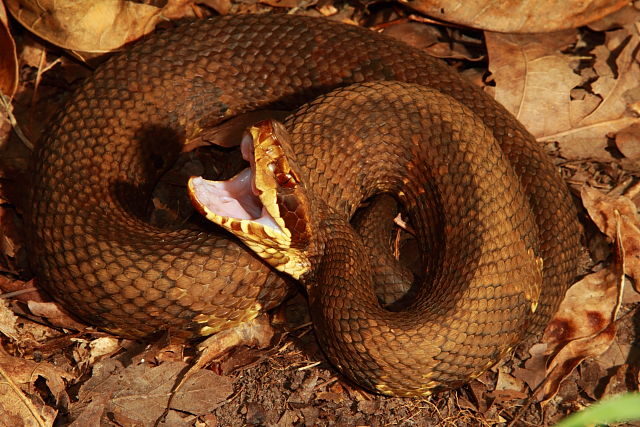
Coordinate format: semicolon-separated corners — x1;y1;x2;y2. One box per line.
486;23;640;162
0;347;75;406
551;25;640;160
537;217;624;404
485;31;581;138
5;0;197;54
398;0;627;33
72;358;233;424
581;186;640;291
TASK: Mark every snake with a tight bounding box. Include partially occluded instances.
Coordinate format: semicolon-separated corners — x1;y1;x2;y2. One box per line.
26;14;581;396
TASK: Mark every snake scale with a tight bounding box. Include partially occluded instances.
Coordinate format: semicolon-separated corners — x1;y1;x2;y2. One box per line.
27;14;581;396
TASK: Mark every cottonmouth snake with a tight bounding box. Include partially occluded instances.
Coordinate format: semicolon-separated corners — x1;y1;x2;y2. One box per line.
27;14;581;396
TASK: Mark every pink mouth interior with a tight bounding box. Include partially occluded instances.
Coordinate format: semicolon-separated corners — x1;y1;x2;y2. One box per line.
190;133;280;229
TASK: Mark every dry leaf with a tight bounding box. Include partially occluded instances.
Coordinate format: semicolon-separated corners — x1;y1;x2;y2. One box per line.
495;369;526;393
259;0;305;8
198;0;232;15
0;345;73;408
0;204;21;263
397;0;627;33
27;301;91;332
615;122;640;160
485;31;581;139
512;342;548;392
88;337;120;364
596;321;634;368
6;0;165;53
196;314;275;368
382;22;480;60
551;25;640;160
0;277;41;304
0;1;18;99
0;372;57;426
489;369;528;402
0;299;18;340
487;23;640;162
588;4;640;31
537;221;624;403
581;186;640;291
72;358;233;424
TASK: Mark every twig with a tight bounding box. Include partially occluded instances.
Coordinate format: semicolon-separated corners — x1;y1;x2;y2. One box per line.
0;93;34;151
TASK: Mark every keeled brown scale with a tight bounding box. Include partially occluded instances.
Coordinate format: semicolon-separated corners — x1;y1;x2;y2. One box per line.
27;15;581;392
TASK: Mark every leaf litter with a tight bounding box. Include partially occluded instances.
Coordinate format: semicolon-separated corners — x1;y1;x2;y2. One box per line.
0;0;639;425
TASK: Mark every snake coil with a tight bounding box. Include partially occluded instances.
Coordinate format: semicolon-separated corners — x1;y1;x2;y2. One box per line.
27;14;581;396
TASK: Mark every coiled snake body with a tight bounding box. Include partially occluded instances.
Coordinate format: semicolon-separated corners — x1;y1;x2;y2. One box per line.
27;14;581;396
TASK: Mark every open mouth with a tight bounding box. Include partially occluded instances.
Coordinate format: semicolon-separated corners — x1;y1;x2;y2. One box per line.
188;129;283;236
188;120;313;279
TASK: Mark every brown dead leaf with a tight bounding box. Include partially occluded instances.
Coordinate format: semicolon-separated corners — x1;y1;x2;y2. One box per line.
0;1;18;99
596;321;634;368
488;369;528;403
581;186;640;291
550;24;640;160
0;366;57;425
487;22;640;162
485;31;581;139
0;298;18;340
0;205;24;273
398;0;627;33
588;4;640;31
87;337;120;364
0;277;41;304
615;122;640;160
27;301;91;332
381;22;481;61
72;358;233;424
512;342;548;392
166;314;275;400
0;296;70;344
0;348;73;405
495;369;526;394
198;0;232;15
259;0;305;8
537;221;624;404
6;0;174;53
577;358;606;399
602;364;637;395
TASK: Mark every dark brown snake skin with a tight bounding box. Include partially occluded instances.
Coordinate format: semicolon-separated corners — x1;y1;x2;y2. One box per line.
27;14;581;396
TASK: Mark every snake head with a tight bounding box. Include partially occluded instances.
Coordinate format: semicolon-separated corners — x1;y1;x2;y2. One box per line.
188;120;313;279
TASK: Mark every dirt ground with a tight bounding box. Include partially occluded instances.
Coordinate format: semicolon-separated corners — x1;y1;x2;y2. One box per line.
1;0;639;425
